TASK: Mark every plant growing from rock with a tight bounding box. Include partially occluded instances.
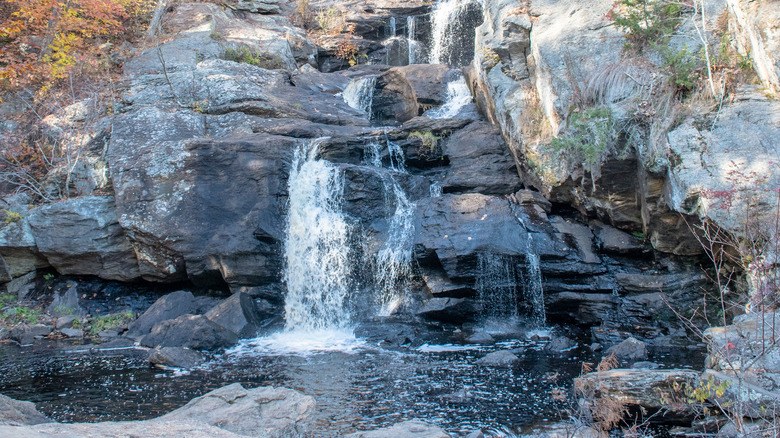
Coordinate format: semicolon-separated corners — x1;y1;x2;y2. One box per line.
606;0;687;50
408;130;441;159
88;310;134;335
314;7;346;35
549;106;617;182
335;40;360;66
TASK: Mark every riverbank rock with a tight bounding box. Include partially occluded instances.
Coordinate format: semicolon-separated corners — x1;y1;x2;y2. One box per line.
606;337;648;362
148;347;206;369
703;310;780;418
345;420;450;438
476;350;519;366
0;394;51;426
0;218;48;281
520;422;600;438
26;196;141;282
161;384;315;437
574;368;700;410
205;292;271;338
0;384;314;437
371;68;419;123
140;315;239;350
416;297;480;323
126;291;198;339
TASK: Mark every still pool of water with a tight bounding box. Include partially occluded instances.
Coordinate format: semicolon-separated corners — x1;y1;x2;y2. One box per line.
0;332;704;437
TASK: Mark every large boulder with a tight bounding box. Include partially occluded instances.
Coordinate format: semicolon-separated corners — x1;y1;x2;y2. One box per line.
371;69;419;123
26;196;140;281
205;292;270;338
416;297;480;323
126;291;198;339
0;218;48;282
666;90;780;252
413;193;566;283
108;123;298;287
605;337;648;362
159;383;315;437
726;0;780;93
148;347;205;369
440;121;522;195
0;384;314;437
574;368;700;410
0;394;51;426
140;315;239;350
391;65;461;106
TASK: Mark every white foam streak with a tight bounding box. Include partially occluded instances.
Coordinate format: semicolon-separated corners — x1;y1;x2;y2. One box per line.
427;77;472;119
229;329;366;357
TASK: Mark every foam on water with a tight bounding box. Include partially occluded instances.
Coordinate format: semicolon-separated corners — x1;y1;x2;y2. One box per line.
228;329;366;357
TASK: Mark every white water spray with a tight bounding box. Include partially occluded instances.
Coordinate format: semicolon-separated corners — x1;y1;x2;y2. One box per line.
283;138;353;332
429;0;477;64
407;16;422;64
342;76;376;117
427;76;473;119
364;139;416;315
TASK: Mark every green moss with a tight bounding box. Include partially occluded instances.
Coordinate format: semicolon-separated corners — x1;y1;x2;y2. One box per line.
223;46;285;69
0;294;16;308
408;130;441;159
3;306;45;324
2;210;22;224
89;310;134;335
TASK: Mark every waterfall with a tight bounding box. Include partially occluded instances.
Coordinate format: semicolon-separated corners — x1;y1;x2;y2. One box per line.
476;252;520;322
407;16;422;64
388;16;397;37
429;181;443;197
364;139;416;315
525;253;546;326
426;76;472;119
375;180;416;315
428;0;482;66
342;76;376;117
509;203;547;327
283;138;353;332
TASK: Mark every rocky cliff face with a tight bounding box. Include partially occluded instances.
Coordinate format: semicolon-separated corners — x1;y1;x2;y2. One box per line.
471;0;779;263
0;0;777;346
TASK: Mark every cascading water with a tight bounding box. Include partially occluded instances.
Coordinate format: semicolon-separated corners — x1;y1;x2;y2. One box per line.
283;138;352;332
407;16;422;64
509;203;547;327
388;17;397;37
524;253;546;326
476;252;520;322
364;139;416;315
429;181;443;197
233;138;363;354
426;76;473;119
342;76;376;117
428;0;483;66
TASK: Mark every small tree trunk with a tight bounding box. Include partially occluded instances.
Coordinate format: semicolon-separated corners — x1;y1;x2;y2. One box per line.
145;0;171;40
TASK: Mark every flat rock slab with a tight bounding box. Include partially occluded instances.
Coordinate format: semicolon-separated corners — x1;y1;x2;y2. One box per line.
0;383;314;437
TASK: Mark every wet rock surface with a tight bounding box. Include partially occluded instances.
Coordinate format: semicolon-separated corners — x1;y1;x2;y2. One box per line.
140;315;240;350
0;384;315;437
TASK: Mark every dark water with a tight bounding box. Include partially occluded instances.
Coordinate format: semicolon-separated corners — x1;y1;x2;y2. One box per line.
0;333;704;437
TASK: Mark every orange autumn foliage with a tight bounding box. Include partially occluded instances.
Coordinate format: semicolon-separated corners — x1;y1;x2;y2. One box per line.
0;0;154;90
